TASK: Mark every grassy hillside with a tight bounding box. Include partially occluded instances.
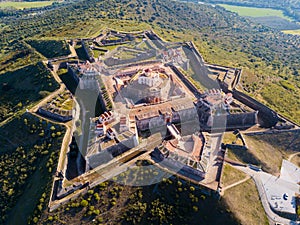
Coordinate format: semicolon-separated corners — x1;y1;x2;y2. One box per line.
250;16;300;30
27;40;71;58
225;131;300;174
0;0;300;223
217;4;300;30
0;0;299;124
32;166;238;225
0;62;59;122
0;41;41;74
222;179;268;225
0;113;65;224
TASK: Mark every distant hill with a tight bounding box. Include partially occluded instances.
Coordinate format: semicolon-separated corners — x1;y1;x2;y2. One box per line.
251;16;300;30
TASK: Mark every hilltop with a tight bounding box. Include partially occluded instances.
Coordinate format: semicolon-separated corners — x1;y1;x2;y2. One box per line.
1;0;300;123
0;0;300;224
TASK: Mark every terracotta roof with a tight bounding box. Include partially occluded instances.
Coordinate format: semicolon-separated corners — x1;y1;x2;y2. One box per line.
130;97;194;121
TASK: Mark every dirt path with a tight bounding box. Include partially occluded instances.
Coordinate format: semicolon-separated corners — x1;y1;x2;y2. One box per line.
221;175;251;195
29;64;65;113
28;63;74;174
68;42;78;58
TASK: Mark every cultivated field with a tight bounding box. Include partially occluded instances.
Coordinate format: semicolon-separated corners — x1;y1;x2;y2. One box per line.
283;29;300;35
219;4;291;20
0;1;54;9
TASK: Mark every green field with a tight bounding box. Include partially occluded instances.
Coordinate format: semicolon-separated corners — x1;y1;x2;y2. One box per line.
0;1;54;10
283;29;300;35
219;4;292;20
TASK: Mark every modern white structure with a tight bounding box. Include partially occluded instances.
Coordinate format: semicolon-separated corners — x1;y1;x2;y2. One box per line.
261;160;300;219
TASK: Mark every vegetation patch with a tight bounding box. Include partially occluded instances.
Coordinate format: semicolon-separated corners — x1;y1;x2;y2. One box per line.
0;113;65;224
279;80;295;91
0;41;41;74
27;40;71;59
0;62;59;122
223;132;244;145
34;162;239;225
248;131;300;153
92;49;104;58
250;16;300;30
261;83;300;123
245;135;286;174
291;153;300;168
227;134;287;174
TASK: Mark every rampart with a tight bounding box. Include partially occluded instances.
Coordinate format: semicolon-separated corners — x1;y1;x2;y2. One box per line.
144;30;165;49
231;90;278;128
81;40;95;62
37;107;72;122
169;64;201;97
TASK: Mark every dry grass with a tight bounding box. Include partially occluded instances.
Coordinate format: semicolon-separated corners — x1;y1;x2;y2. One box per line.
222;179;268;225
220;163;247;187
291;153;300;168
223;132;243;145
251;131;300;152
223;132;236;144
227;132;300;174
243;135;285;174
226;148;240;162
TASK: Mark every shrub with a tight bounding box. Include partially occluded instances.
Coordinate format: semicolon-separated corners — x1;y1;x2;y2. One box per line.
80;199;88;207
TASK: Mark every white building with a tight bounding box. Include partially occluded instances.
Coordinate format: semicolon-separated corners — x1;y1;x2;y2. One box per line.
138;72;162;87
95;123;106;136
261;160;300;219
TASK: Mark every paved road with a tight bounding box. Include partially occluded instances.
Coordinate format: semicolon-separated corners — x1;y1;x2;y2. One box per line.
230;165;300;225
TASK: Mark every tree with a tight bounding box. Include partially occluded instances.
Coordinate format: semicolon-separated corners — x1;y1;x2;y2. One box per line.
93;209;100;215
80;199;88;207
94;193;100;201
192;206;198;212
33;217;39;223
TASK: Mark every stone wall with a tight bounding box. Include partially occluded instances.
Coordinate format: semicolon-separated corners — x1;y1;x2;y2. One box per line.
37;107;72;122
